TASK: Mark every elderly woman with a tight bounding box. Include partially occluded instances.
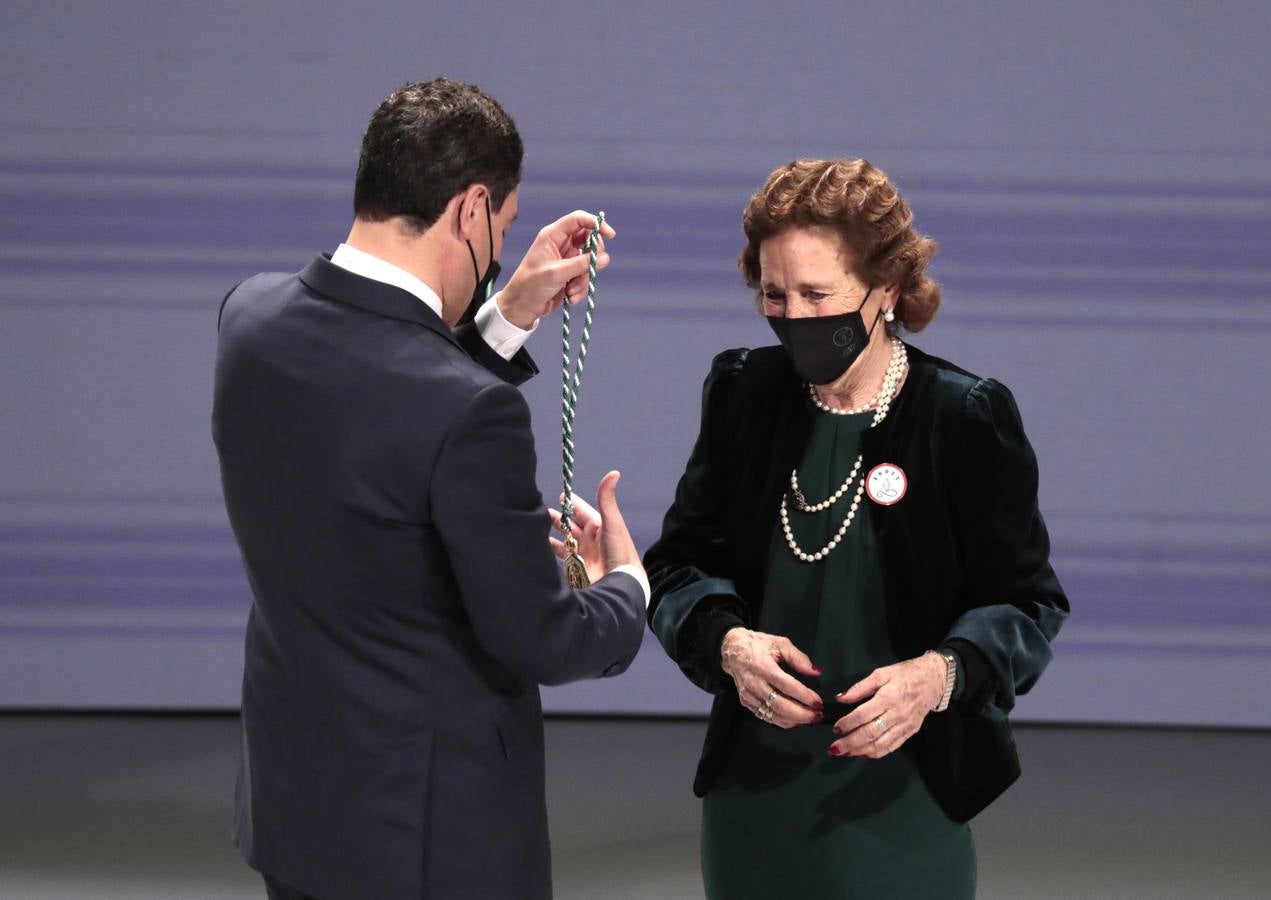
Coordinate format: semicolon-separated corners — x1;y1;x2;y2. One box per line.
644;159;1069;898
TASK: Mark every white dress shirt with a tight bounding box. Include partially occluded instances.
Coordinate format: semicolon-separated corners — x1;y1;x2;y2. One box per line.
331;242;536;361
329;243;650;606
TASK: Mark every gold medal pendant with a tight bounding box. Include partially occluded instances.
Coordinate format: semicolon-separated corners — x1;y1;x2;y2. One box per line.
563;534;591;588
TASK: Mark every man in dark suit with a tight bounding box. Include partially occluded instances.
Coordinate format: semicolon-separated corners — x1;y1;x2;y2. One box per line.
212;79;648;900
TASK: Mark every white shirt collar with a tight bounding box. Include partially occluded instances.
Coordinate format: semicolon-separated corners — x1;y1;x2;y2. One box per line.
329;243;444;319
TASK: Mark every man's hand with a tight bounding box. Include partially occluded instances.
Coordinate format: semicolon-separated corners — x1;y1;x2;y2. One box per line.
548;470;641;584
497;210;616;329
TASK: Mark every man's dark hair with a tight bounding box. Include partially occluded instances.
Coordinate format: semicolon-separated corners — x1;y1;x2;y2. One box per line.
353;78;523;231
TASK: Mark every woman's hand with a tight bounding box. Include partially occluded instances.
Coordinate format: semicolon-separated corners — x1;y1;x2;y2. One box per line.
827;652;947;758
720;627;824;728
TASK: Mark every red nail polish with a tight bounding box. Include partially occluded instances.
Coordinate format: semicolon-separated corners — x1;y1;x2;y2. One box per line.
827;745;843;757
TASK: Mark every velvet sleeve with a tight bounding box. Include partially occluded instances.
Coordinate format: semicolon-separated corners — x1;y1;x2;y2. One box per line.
941;378;1070;713
644;349;750;695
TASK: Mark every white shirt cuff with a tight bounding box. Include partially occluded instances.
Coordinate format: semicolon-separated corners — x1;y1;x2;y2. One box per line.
611;564;652;609
475;292;538;361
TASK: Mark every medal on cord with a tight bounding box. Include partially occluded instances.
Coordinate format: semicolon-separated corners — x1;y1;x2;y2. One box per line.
559;212;605;588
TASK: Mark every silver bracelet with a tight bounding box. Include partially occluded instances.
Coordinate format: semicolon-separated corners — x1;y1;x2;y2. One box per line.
931;650;957;712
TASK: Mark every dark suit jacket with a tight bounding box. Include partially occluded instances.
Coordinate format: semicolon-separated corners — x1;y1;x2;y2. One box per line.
644;344;1069;822
212;256;646;900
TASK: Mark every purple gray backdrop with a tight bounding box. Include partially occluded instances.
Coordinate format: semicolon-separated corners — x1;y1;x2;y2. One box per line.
2;1;1269;725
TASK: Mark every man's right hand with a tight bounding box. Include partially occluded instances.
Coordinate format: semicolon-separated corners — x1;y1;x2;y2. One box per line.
497;210;616;330
549;470;642;585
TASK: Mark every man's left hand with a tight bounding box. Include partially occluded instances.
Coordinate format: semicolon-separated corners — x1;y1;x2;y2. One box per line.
548;472;641;585
498;210;616;330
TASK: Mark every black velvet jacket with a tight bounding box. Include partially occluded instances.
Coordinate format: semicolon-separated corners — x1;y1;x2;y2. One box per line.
644;343;1069;822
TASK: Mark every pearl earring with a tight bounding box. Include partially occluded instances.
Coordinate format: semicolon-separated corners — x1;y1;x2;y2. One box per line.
883;309;895;323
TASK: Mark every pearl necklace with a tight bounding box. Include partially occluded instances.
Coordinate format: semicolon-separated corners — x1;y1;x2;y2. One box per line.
808;383;872;415
780;338;907;563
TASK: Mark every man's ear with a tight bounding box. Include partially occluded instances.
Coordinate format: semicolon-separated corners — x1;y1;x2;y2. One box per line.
454;184;489;242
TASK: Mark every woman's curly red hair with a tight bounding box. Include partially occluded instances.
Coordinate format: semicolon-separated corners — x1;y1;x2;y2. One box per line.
739;159;941;332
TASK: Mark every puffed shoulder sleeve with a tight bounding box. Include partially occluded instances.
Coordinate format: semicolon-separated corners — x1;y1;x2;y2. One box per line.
644;348;749;695
942;377;1070;713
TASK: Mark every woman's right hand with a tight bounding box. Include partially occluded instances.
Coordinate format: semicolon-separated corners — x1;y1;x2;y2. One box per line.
720;627;825;728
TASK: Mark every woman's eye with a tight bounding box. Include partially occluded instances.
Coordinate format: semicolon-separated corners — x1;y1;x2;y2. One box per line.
764;291;786;302
804;291;826;301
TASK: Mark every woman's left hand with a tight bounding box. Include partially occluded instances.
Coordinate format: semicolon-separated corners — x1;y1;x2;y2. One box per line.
826;653;946;759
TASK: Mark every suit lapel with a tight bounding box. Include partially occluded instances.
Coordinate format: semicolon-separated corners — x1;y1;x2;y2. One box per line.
732;348;813;613
299;254;462;349
860;343;935;465
860;343;936;541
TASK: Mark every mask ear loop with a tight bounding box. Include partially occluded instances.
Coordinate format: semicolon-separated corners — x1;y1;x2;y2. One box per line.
464;192;496;286
859;285;884;339
483;195;494;275
466;240;481;285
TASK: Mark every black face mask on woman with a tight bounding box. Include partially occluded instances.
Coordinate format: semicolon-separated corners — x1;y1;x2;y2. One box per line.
458;196;501;326
766;287;882;385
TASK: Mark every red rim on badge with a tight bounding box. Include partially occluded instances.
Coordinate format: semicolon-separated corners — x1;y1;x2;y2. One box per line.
866;463;907;506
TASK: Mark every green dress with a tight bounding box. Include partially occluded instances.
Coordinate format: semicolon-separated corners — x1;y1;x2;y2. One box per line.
701;408;976;900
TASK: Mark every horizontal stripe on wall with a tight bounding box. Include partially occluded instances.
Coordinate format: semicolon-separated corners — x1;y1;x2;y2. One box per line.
4;503;1268;647
3;160;1269;304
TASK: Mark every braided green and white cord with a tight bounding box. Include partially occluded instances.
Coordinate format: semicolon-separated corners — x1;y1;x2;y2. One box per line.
559;211;605;541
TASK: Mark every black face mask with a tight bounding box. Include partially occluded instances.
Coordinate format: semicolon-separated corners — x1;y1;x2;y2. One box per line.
766;287;882;385
459;196;500;326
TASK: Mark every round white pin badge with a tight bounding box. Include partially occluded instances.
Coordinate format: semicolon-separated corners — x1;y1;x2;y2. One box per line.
866;463;907;506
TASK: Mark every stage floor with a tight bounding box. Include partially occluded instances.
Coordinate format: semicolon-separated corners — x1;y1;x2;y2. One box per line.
0;715;1266;899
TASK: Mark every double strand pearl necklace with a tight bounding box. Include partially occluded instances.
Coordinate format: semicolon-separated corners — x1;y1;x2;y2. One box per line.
780;337;908;563
808;383;872;415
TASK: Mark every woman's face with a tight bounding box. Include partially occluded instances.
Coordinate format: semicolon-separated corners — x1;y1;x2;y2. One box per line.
758;226;874;320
